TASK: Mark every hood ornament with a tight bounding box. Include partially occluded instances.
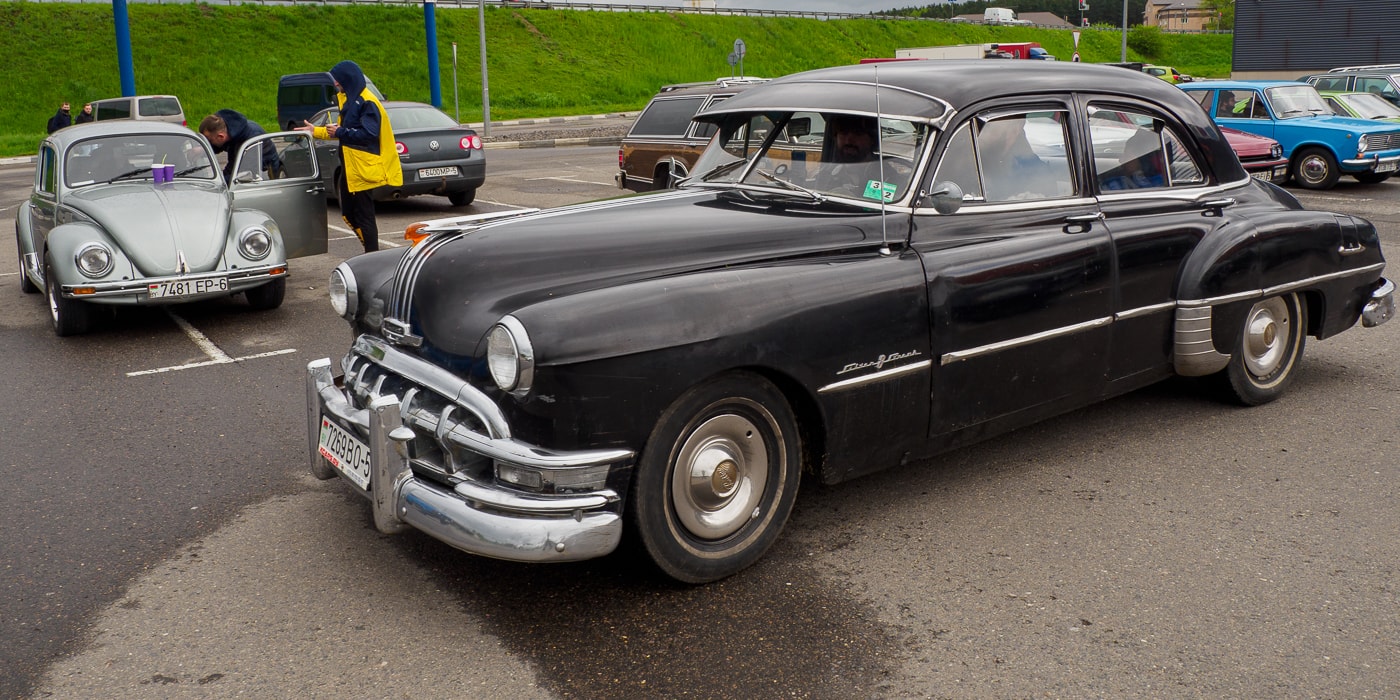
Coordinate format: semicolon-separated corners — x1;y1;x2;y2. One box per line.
176;251;189;275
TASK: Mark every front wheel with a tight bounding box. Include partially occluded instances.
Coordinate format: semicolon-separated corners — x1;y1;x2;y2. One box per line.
629;373;803;584
1353;171;1392;185
1290;147;1340;190
45;255;93;336
245;277;286;310
1217;293;1306;406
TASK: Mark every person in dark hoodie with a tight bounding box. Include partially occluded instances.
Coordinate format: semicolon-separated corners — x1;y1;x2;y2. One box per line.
296;60;402;253
74;102;95;124
47;102;72;133
198;109;280;183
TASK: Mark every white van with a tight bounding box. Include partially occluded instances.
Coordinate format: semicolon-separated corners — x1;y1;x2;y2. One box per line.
90;95;187;127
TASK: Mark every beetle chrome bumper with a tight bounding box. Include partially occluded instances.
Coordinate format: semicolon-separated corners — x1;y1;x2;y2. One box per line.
306;349;634;563
60;264;286;303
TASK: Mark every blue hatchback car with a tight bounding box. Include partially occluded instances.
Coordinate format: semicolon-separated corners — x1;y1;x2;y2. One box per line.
1181;80;1400;189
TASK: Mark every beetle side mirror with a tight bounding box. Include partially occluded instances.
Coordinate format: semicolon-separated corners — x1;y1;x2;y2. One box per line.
929;181;964;215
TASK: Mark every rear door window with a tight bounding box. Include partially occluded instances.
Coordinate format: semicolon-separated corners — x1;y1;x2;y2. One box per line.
95;100;131;120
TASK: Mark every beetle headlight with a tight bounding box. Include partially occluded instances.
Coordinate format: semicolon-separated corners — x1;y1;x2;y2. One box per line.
329;263;357;319
238;226;273;260
486;315;534;396
75;243;114;278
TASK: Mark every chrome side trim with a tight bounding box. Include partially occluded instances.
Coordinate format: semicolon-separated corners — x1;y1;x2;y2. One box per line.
940;316;1112;366
818;360;931;394
1172;306;1230;376
1262;263;1386;298
1115;301;1177;321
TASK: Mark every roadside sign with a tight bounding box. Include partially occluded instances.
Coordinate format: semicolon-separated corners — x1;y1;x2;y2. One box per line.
728;52;737;66
1073;30;1081;49
734;38;746;59
1072;51;1082;62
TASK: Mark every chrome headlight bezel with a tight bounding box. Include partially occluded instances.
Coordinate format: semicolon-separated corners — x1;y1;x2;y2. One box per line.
486;315;534;397
238;225;273;260
1270;143;1283;160
1358;134;1371;154
75;243;114;278
329;263;358;320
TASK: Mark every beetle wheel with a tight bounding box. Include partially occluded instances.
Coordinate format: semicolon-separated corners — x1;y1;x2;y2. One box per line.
45;255;93;336
246;277;286;310
630;373;802;584
1290;147;1339;190
1218;293;1306;406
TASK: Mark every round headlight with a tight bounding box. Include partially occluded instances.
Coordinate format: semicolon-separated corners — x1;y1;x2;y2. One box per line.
239;226;273;260
75;243;114;278
329;263;358;319
1358;135;1370;153
1271;144;1283;159
486;316;534;395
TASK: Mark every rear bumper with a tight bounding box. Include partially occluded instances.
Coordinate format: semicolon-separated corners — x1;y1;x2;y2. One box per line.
375;160;485;199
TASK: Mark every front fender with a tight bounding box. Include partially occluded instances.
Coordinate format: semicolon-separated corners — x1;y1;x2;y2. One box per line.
45;221;137;287
227;209;288;267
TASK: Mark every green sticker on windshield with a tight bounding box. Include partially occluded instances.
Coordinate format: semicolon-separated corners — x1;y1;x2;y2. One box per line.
863;180;897;202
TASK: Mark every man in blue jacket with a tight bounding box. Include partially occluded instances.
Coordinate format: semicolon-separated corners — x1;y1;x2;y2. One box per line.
198;109;280;183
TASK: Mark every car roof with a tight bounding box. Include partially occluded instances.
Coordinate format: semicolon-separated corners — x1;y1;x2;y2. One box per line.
44;120;196;150
1180;80;1309;90
699;60;1206;126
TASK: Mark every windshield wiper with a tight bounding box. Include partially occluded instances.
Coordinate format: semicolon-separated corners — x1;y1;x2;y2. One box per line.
695;158;751;183
174;164;213;178
1277;108;1308;117
755;169;826;203
108;166;152;183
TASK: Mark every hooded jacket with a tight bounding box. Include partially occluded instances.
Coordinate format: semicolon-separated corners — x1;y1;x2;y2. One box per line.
47;107;72;134
208;109;279;182
313;60;403;193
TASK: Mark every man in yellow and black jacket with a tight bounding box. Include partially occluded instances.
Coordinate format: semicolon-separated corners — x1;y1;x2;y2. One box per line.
300;60;402;253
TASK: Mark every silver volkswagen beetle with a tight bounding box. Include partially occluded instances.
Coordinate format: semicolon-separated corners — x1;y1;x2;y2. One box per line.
15;120;328;335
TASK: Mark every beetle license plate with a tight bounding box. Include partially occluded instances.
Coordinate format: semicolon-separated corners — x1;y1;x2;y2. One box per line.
1377;161;1398;173
318;416;371;490
148;277;229;299
418;166;459;178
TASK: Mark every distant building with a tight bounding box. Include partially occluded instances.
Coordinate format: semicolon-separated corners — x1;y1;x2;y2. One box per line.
1143;0;1216;32
1233;0;1400;79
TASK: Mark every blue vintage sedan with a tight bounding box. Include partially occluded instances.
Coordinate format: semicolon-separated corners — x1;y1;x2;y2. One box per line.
1181;80;1400;188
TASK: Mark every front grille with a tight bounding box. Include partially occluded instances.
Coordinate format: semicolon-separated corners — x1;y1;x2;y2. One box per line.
1368;132;1400;151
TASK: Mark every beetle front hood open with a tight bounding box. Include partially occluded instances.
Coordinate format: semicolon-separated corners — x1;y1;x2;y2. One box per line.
64;183;231;276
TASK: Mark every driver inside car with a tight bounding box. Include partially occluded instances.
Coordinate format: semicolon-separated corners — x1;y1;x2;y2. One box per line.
813;114;888;198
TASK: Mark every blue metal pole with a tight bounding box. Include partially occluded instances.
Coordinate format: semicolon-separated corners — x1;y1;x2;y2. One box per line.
425;0;441;108
113;0;136;96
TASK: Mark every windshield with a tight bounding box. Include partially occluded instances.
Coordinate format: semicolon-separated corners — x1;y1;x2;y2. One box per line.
65;133;217;188
1340;92;1400;119
1264;85;1332;119
687;111;930;204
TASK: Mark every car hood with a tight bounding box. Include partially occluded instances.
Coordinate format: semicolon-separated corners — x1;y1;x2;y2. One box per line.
63;183;231;276
1220;127;1279;158
401;190;880;357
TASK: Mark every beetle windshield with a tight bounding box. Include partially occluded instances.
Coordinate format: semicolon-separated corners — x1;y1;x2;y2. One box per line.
687;111;930;205
1264;85;1332;119
65;133;218;188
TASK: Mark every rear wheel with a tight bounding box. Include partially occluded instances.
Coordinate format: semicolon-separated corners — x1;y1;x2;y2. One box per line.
1290;147;1340;189
246;278;286;310
45;255;92;336
629;373;802;584
17;239;37;294
1353;171;1392;184
1216;293;1306;406
448;188;476;206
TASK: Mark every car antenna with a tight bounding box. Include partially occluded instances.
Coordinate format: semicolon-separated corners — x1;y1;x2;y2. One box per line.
876;65;891;257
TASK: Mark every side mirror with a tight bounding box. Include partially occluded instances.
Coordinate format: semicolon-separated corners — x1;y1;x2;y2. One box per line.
929;181;964;215
787;117;811;139
233;171;260;185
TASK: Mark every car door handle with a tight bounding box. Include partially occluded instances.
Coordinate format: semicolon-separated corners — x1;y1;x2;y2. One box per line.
1201;197;1236;216
307;186;325;194
1064;212;1104;233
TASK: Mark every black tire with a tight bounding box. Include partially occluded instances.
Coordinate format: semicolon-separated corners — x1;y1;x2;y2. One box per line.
17;238;38;294
448;188;476;206
1216;293;1306;406
1353;171;1392;184
629;373;802;584
246;277;286;310
45;255;92;336
1290;147;1340;190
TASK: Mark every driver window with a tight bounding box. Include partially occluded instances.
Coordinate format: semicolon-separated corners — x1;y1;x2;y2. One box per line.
975;112;1074;203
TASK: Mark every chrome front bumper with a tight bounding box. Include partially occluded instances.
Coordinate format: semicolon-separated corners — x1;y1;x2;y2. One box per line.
306;344;635;563
1341;153;1400;172
60;264;286;302
1362;278;1396;327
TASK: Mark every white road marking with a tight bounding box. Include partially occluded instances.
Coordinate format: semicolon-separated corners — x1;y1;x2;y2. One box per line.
524;176;616;186
329;223;402;247
125;311;297;377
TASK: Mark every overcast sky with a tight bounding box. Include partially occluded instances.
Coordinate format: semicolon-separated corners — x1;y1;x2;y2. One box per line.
570;0;929;16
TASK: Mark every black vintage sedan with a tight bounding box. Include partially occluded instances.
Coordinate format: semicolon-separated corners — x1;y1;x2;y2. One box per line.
307;61;1394;583
305;101;485;206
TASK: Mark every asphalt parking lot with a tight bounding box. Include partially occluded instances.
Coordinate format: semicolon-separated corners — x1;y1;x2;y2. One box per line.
2;145;1399;699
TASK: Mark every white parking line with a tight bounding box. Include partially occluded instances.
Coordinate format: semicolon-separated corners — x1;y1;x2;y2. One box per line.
125;311;297;377
524;176;616;186
329;223;402;247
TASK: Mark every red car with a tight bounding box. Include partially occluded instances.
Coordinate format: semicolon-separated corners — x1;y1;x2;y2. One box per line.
1221;126;1289;183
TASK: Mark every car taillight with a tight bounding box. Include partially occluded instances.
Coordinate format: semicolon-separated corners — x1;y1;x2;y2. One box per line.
459;135;482;150
395;141;407;155
619;148;625;168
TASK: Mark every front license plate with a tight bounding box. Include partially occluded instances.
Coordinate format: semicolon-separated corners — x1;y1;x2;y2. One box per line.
1250;171;1270;181
418;166;459;178
148;277;228;299
318;416;371;490
1376;161;1398;173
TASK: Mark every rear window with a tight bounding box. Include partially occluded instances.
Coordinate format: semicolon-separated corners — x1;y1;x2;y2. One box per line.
138;97;182;118
95;100;131;120
630;97;705;137
387;105;458;129
1309;76;1350;92
282;84;333;108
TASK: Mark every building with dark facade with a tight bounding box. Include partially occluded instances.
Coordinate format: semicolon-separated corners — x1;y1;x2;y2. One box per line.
1233;0;1400;79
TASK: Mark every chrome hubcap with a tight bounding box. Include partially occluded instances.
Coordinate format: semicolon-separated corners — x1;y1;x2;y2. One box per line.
672;412;769;541
1243;297;1290;377
1300;156;1327;183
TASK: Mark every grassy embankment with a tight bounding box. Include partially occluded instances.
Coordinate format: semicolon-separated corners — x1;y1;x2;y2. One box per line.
1;2;1230;158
